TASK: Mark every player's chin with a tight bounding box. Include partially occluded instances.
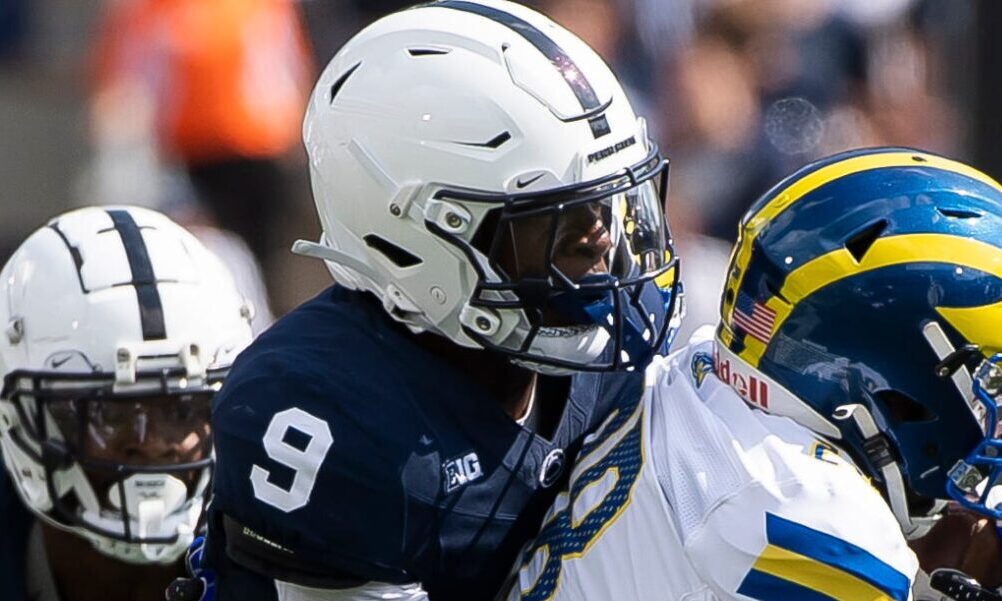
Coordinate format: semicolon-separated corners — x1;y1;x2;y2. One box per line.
909;502;1002;588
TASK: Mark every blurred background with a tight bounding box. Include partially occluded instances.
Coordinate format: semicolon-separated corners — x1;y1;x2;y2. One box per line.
0;0;997;336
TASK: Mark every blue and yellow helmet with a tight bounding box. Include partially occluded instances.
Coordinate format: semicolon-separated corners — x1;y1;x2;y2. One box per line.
715;146;1002;533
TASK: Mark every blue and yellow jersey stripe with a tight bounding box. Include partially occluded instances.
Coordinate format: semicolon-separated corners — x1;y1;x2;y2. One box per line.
737;513;910;601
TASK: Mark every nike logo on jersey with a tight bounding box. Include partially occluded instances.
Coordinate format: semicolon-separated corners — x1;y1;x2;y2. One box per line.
443;452;483;494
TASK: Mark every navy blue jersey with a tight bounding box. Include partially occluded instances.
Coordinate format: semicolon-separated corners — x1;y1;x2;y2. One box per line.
206;286;644;601
0;469;31;601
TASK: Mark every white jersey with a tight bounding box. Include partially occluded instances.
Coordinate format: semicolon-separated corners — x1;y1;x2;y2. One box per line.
505;328;918;601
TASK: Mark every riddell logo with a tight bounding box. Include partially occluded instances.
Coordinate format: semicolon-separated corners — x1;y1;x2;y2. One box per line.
714;350;769;409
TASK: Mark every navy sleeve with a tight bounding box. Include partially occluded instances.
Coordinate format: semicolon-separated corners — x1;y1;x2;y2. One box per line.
203;511;281;601
208;354;421;589
0;466;31;601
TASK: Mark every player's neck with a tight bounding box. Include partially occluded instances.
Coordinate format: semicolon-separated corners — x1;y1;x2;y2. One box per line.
40;523;183;601
414;331;537;420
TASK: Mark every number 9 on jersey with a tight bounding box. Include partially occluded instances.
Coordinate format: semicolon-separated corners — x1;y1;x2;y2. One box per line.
250;408;334;512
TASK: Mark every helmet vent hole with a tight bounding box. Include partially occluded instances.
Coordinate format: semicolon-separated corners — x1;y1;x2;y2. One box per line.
937;207;982;219
876;390;936;424
330;62;361;104
844;220;887;262
483;131;512;149
458;131;512;149
408;48;450;57
764;281;790;305
363;235;422;268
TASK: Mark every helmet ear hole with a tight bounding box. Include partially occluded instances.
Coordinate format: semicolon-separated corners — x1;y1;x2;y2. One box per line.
470;208;513;279
329;62;361;104
936;207;982;219
363;235;422;268
875;390;937;424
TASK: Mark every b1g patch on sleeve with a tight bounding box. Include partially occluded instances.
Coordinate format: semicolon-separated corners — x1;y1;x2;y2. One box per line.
442;451;483;494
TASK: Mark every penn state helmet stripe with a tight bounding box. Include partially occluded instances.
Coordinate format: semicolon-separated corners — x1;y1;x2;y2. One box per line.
47;222;89;294
763;513;910;600
432;1;603;114
106;210;167;340
721;150;1002;327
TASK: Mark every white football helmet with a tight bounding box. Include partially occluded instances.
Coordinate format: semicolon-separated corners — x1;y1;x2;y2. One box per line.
0;206;254;564
295;0;682;374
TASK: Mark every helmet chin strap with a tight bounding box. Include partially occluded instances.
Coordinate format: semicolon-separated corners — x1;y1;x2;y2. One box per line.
923;321;982;422
833;403;944;539
91;473;193;564
825;321;975;540
511;325;612;376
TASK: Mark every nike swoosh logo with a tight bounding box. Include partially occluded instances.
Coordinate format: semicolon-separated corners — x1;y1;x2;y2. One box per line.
515;173;545;189
51;356;72;368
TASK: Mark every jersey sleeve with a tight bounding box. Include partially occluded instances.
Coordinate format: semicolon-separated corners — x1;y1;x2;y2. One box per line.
648;338;919;601
684;476;918;601
208;352;428;589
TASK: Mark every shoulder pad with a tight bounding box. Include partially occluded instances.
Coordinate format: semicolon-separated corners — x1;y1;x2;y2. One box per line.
685;464;918;601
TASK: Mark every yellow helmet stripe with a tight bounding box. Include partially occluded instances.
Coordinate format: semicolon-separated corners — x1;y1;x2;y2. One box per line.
738;233;1002;367
936;301;1002;357
721;151;1002;327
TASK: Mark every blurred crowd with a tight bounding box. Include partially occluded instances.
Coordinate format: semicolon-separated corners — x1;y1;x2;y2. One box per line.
0;0;975;331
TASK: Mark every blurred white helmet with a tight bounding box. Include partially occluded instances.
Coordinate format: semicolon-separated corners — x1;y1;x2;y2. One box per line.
0;206;254;564
295;0;683;374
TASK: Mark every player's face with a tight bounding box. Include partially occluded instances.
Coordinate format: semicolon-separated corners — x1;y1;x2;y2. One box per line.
505;201;614;283
49;393;211;469
496;185;669;326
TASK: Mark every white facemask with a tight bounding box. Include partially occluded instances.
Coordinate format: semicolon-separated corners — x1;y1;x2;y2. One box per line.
78;473;202;564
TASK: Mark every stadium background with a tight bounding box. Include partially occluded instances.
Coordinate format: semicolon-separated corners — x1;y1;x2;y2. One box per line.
0;0;996;338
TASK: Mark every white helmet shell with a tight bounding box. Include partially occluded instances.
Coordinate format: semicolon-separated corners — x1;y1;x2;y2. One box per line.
0;206;254;564
299;0;679;372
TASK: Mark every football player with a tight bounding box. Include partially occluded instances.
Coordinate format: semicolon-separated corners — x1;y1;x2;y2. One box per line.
0;206;254;601
504;147;1002;601
190;1;682;600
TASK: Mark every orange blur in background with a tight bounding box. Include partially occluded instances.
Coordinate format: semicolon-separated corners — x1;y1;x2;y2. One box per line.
92;0;311;164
